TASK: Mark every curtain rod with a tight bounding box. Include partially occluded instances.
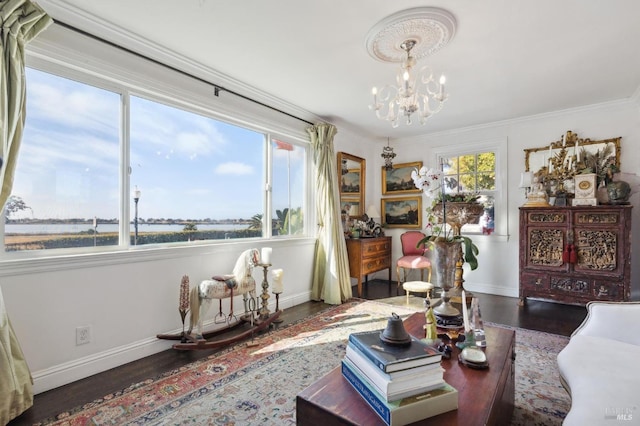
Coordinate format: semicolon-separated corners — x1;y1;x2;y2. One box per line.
53;20;314;126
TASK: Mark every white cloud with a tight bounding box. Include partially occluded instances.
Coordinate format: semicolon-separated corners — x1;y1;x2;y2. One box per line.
215;162;254;175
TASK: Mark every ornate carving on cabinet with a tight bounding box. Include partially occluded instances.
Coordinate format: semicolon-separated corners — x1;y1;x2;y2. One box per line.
528;229;563;266
529;213;566;223
576;230;617;271
575;212;618;224
519;205;632;306
551;278;589;294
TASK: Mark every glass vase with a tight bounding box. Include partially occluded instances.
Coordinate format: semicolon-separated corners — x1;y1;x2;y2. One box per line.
432;240;461;291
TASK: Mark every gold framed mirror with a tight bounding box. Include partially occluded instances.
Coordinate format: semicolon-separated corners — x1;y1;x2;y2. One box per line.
337;152;366;218
524;131;621;174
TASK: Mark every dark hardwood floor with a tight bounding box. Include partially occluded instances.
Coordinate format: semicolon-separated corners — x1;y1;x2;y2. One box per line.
10;279;587;425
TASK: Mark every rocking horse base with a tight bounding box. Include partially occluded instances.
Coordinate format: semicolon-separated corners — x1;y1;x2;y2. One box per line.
156;310;282;350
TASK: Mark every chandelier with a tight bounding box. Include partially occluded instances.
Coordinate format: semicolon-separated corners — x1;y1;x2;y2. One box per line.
366;8;456;128
381;139;396;170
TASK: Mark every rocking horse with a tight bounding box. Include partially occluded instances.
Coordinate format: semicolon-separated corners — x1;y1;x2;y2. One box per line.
157;248;282;350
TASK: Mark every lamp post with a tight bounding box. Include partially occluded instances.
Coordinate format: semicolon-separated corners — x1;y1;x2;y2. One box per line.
133;186;141;245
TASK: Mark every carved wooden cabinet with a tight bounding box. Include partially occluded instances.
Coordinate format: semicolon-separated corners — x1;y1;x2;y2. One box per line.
345;236;392;298
519;205;632;305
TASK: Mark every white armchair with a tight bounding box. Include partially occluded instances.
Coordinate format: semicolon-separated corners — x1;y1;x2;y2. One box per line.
557;301;640;425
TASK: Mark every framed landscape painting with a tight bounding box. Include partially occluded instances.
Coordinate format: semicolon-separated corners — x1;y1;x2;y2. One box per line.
382;161;422;195
381;196;422;228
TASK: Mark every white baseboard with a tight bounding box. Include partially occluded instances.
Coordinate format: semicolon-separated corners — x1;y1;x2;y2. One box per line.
467;283;519;299
32;337;173;394
32;291;313;394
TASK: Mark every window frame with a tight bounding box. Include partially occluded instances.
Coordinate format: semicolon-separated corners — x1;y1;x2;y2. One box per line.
432;138;508;242
4;26;311;260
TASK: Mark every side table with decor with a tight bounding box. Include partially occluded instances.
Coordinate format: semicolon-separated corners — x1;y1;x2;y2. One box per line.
346;236;392;298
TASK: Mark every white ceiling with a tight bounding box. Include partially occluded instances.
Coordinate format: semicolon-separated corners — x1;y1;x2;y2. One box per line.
39;0;640;140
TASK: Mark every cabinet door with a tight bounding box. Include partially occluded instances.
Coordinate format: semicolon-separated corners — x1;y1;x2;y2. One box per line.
522;210;568;272
572;209;624;278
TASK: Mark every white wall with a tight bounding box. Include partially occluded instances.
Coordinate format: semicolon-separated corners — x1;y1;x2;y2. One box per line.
4;11;639;396
3;93;637;396
0;239;316;393
377;99;640;299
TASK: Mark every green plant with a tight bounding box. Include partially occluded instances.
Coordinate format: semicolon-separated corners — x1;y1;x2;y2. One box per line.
580;145;619;187
418;233;479;271
419;193;481;271
412;166;481;271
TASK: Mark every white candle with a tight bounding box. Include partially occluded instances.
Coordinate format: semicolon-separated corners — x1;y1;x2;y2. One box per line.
261;247;272;264
272;269;284;293
461;290;470;332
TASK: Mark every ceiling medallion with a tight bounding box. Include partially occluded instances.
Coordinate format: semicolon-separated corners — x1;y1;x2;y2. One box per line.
366;7;456;127
365;7;457;63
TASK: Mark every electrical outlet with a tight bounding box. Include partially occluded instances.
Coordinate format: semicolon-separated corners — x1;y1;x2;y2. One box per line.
76;325;91;345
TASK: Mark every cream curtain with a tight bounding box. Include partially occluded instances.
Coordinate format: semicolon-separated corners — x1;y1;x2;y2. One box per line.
0;1;52;423
0;286;33;424
307;123;352;304
1;0;52;208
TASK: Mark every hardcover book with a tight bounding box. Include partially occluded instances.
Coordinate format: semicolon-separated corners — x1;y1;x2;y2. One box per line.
343;356;445;402
346;344;443;381
341;360;458;426
348;330;441;373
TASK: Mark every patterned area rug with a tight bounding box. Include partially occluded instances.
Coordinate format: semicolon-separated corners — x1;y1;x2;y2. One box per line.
39;299;570;425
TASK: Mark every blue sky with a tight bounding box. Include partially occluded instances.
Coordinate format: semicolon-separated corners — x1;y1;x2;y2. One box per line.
12;68;303;221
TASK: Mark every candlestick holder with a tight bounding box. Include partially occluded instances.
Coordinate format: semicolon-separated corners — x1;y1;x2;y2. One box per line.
272;291;284;323
258;263;271;320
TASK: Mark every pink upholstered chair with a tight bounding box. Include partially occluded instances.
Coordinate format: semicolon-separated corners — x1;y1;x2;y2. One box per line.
396;231;432;292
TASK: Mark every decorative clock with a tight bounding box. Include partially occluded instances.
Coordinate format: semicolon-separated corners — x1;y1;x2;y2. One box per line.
574;173;597;199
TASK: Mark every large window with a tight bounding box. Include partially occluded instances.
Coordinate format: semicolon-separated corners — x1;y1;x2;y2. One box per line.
271;138;305;237
442;151;496;234
6;68;121;251
5;64;307;253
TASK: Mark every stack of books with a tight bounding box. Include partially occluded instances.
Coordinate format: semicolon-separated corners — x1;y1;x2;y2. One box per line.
342;329;458;426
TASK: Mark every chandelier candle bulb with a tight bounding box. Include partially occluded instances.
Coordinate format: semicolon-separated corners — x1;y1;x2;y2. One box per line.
261;247;272;264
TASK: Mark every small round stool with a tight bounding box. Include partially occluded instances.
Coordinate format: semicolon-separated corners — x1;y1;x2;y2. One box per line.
402;281;434;304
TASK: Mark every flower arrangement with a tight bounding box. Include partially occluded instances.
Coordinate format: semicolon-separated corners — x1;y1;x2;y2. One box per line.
411;166;480;270
579;145;619;188
349;219;369;237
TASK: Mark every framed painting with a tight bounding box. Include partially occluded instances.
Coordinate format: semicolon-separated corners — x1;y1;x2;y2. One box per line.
382;161;422;195
381;196;422;229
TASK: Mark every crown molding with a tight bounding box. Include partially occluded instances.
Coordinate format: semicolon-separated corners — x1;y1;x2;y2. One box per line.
398;97;638;144
37;0;321;127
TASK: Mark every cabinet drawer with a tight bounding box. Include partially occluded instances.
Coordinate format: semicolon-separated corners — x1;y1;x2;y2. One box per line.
550;276;590;295
362;256;391;275
591;281;624;301
361;239;391;258
520;273;549;290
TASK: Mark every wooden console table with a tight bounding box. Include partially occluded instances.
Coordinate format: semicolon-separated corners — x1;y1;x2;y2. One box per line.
346;236;392;298
297;312;515;425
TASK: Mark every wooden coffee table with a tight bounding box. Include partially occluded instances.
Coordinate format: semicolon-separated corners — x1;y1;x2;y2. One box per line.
296;312;515;425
